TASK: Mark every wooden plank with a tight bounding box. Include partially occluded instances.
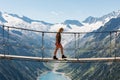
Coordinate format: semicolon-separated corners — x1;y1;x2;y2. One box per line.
0;54;120;62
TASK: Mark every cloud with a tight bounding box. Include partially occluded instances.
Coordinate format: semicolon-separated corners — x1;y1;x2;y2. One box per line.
51;11;59;16
50;11;64;16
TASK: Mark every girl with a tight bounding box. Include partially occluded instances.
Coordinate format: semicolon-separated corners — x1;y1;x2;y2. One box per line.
53;28;67;60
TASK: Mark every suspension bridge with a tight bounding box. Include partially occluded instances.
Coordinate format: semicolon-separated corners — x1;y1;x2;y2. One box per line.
1;54;120;63
0;25;120;63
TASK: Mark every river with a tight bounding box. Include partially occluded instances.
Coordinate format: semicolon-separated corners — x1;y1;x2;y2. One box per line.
37;63;71;80
38;71;71;80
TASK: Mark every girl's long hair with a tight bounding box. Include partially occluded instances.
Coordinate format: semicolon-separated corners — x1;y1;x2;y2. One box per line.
58;28;63;32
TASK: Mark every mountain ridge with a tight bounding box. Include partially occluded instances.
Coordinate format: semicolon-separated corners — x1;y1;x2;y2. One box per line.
1;10;120;33
83;10;120;24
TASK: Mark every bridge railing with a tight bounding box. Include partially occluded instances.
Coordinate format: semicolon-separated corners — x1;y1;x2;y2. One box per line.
0;25;120;59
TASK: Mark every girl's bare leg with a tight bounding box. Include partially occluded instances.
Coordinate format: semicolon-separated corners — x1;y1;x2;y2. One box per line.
54;47;58;56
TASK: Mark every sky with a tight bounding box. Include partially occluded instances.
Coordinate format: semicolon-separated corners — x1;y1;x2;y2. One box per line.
0;0;120;23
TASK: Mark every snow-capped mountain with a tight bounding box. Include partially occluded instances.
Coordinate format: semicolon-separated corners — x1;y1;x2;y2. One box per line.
9;13;53;26
63;20;83;26
83;10;120;24
1;10;120;46
0;10;120;34
0;11;7;23
64;16;120;80
0;11;52;32
83;16;98;24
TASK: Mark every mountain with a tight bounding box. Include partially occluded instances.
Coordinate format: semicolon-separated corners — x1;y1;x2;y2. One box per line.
0;11;52;80
83;10;120;24
93;17;120;40
0;11;7;23
0;24;50;80
59;16;120;80
63;20;83;26
83;16;98;24
0;11;52;32
1;10;119;34
9;13;53;26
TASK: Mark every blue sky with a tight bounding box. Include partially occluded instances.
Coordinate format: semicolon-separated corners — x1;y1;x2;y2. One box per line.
0;0;120;23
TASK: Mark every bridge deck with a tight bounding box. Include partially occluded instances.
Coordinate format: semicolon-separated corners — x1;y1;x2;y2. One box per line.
0;54;120;62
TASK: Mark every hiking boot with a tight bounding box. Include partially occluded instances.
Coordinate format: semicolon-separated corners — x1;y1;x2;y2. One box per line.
53;56;58;60
62;55;67;58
